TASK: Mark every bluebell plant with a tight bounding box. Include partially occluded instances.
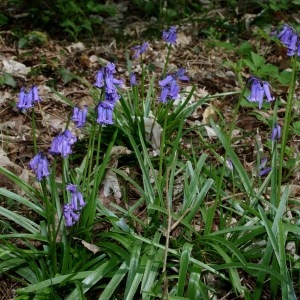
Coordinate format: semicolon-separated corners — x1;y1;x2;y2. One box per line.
276;24;300;56
247;76;274;109
159;68;189;103
94;62;123;125
17;86;41;111
28;152;50;181
132;42;149;59
49;130;77;157
162;26;177;44
271;123;281;141
72;106;87;128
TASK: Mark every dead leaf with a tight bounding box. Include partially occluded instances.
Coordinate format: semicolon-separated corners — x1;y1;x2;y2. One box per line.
102;169;122;200
73;237;100;254
143;117;163;152
2;58;31;77
202;106;218;125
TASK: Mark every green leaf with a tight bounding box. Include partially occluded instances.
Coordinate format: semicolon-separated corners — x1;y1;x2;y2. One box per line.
177;243;193;296
250;52;265;68
0;73;16;87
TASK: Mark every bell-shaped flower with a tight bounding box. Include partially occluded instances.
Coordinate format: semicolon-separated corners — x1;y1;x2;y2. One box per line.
49;130;77;158
72;106;87;128
162;26;177;44
28;152;50;181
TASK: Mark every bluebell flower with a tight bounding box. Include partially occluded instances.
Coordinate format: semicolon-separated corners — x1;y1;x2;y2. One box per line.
96;100;114;125
63;204;80;227
132;42;149;59
258;158;271;176
271;123;281;141
175;68;189;81
158;69;188;103
17;86;41;111
66;184;86;211
277;24;300;57
72;106;87;128
130;73;137;86
162;26;177;44
63;184;85;227
28;152;50;181
94;62;122;125
94;70;104;88
49;130;77;157
247;77;274;109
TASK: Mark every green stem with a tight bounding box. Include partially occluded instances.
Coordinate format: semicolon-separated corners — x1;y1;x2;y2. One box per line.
31;109;38;155
277;58;298;207
162;45;172;78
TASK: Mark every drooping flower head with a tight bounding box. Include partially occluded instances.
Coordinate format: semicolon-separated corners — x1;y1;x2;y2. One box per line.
247;77;274;109
132;42;149;59
96;100;114;125
72;106;87;128
28;152;50;181
49;130;77;157
162;26;177;44
17;86;41;111
130;73;137;86
276;24;300;57
63;183;85;227
94;62;123;125
271;123;281;141
63;204;80;227
158;68;189;103
258;157;271;176
66;184;86;211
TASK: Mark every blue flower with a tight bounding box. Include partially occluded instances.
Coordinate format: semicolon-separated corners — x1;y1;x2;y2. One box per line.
63;204;80;227
247;77;274;109
66;184;86;211
271;123;281;141
17;86;41;111
158;69;188;103
28;152;50;181
49;130;77;157
175;68;189;81
258;158;271;176
277;24;300;57
63;184;85;227
132;42;149;59
94;62;122;125
130;73;137;86
72;106;87;128
162;26;177;44
96;100;114;125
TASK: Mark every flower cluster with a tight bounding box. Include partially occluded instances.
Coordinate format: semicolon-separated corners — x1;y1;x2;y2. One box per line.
247;76;274;109
72;106;87;128
276;24;300;56
63;184;86;227
159;68;189;103
49;130;77;157
162;26;177;44
94;63;123;125
28;152;50;181
17;86;41;111
132;42;149;59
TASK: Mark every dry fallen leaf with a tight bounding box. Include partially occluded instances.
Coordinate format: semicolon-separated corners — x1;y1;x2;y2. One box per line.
2;58;31;77
143;117;163;152
102;169;122;200
73;237;100;254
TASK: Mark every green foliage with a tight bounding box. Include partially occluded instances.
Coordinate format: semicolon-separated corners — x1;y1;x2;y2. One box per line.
4;0;116;40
